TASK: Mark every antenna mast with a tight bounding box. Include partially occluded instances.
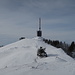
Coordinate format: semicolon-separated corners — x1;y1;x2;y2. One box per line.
39;18;41;31
37;18;42;37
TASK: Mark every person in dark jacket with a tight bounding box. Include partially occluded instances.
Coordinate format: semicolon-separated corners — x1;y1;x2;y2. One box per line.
37;47;47;57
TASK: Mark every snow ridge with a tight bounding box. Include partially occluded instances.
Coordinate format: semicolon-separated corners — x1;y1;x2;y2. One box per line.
0;37;75;75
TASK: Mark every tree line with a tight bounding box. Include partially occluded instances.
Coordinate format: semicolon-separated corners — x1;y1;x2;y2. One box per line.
43;38;75;58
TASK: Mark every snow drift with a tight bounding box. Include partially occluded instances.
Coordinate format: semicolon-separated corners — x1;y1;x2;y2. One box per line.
0;37;75;75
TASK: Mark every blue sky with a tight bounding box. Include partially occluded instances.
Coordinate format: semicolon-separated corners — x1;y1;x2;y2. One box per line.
0;0;75;45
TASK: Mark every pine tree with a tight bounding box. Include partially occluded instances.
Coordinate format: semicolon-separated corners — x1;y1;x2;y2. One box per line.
68;41;75;56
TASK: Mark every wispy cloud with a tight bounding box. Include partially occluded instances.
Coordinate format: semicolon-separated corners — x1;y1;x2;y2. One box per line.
0;0;75;45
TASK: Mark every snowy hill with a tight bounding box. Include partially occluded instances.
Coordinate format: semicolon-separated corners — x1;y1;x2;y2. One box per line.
0;37;75;75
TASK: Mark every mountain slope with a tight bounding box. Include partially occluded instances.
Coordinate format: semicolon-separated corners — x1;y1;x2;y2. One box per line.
0;37;75;75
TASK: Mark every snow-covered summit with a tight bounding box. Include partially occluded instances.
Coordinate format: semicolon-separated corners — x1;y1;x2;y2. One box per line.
0;37;75;75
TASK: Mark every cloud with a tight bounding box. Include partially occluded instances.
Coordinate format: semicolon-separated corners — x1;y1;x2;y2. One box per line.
0;0;75;45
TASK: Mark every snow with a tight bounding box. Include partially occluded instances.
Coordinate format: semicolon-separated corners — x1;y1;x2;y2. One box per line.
0;37;75;75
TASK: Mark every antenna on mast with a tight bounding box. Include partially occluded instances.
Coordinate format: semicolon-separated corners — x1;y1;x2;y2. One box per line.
39;18;41;31
37;18;42;37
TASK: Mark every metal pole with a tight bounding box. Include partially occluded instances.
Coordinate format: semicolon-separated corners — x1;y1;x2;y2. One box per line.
39;18;41;31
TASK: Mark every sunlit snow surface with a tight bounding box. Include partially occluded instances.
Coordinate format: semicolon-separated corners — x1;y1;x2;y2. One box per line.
0;37;75;75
